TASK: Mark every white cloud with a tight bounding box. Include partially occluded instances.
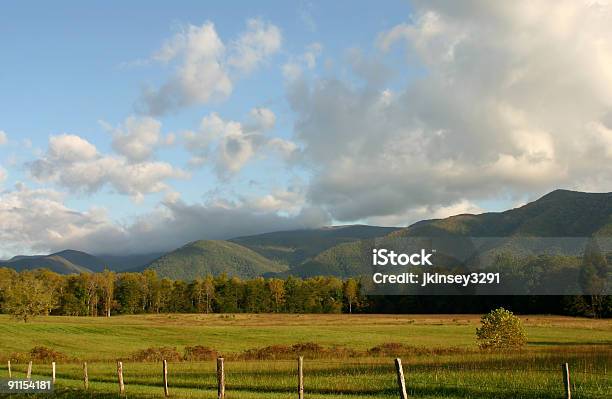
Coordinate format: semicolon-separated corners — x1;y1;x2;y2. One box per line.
228;19;282;73
103;116;163;162
0;167;6;183
0;183;329;256
29;134;187;200
250;107;276;131
48;134;98;162
282;42;322;81
141;22;231;115
0;131;7;145
285;1;612;223
367;200;484;227
268;137;298;160
184;108;294;178
249;188;306;214
140;19;281;115
0;184;123;257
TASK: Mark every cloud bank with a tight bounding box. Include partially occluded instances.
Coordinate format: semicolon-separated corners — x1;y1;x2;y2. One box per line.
287;0;612;223
0;184;328;257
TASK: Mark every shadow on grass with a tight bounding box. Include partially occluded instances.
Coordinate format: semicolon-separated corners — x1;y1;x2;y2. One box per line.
409;385;567;399
530;341;612;346
0;385;575;399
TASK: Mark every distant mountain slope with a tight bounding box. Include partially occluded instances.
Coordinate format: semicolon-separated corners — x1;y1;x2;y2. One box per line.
230;225;400;267
0;250;161;274
142;240;289;280
51;250;107;272
0;253;93;274
287;241;370;278
293;190;612;277
98;252;164;271
393;189;612;238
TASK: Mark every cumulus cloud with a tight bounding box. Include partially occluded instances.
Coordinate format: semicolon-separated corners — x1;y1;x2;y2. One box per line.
228;19;282;73
283;0;612;225
184;108;296;178
103;116;164;162
249;107;276;131
0;183;329;257
139;19;281;115
0;131;7;145
29;134;187;201
0;184;122;257
141;22;231;115
0;167;6;183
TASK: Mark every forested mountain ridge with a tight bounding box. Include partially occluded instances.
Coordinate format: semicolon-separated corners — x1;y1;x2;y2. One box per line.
3;190;611;279
298;190;612;278
0;251;96;274
142;240;289;280
393;189;612;238
230;225;400;267
0;250;158;275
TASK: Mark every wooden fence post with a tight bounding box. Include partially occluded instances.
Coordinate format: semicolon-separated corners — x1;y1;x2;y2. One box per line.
163;359;169;397
7;360;11;378
298;356;304;399
26;361;32;379
117;361;125;395
395;358;408;399
217;357;225;399
83;362;89;390
562;363;571;399
52;362;56;384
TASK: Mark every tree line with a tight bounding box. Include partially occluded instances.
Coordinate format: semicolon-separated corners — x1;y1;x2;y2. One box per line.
0;268;609;321
0;268;362;320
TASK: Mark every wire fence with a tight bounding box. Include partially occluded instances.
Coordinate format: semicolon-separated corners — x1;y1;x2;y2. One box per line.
1;357;610;398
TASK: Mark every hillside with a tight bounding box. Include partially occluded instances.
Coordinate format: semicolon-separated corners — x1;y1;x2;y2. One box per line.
97;252;164;271
393;190;612;238
293;190;612;277
51;250;107;272
0;253;94;274
0;250;161;275
230;225;399;267
142;240;288;280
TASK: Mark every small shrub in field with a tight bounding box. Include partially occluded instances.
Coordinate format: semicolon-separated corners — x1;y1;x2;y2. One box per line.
368;342;406;355
291;342;324;354
6;347;68;363
239;342;353;360
476;307;527;350
183;345;218;361
131;347;182;362
242;345;294;360
7;352;29;363
30;346;68;361
368;343;468;356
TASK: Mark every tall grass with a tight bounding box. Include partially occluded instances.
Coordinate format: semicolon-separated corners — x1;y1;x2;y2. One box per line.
0;314;609;398
1;348;609;399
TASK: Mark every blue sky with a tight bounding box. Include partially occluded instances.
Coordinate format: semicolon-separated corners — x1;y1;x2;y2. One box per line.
0;0;410;220
1;1;612;256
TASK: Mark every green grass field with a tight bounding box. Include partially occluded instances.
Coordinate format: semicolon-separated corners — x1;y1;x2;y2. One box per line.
0;314;610;398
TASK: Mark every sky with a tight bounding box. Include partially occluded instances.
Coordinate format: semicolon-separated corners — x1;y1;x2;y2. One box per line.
2;0;612;257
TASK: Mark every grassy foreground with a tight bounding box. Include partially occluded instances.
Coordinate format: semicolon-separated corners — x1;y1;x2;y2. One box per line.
0;314;610;398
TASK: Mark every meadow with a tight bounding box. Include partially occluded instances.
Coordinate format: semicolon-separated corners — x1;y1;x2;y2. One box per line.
0;314;610;398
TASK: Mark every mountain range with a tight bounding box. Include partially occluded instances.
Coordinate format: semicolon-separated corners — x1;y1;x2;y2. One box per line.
2;189;611;279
